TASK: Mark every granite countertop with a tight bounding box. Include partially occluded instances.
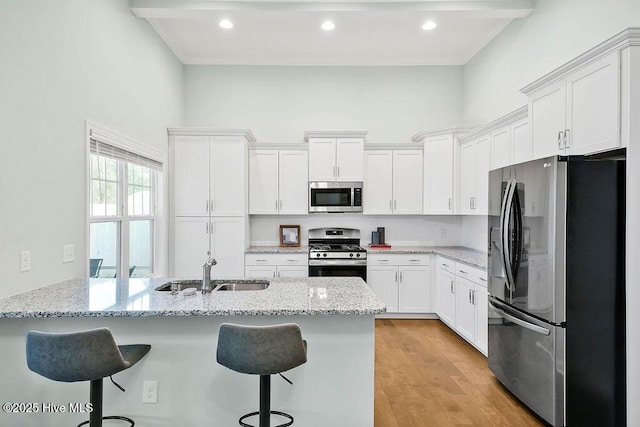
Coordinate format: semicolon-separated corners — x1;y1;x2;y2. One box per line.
366;246;487;269
246;246;309;254
0;277;385;319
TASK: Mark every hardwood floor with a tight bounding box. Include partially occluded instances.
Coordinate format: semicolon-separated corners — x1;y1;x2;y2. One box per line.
374;319;546;427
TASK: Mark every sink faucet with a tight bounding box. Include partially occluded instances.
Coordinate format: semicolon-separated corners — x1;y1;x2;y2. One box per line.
202;257;217;293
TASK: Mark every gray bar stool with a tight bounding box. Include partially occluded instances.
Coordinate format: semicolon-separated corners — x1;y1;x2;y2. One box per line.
26;327;151;427
217;323;307;427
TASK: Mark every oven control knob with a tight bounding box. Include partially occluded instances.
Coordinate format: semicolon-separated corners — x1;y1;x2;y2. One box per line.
316;253;320;258
356;253;361;258
323;253;327;257
350;253;354;257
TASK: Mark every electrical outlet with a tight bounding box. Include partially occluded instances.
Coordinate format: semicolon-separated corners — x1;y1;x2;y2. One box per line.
142;381;158;404
62;244;74;263
20;251;31;272
439;228;447;239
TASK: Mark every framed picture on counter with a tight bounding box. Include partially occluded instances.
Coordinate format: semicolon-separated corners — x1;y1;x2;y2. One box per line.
280;225;301;247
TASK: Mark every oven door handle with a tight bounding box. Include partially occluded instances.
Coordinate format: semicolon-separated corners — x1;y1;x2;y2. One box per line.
308;259;367;266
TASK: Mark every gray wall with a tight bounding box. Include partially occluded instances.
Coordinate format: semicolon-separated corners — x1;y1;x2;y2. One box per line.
0;0;183;298
184;65;464;143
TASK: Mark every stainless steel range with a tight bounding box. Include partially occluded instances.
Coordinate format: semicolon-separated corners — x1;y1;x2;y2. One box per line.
308;228;367;281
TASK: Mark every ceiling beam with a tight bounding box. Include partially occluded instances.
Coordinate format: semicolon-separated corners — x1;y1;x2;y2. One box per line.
131;0;534;18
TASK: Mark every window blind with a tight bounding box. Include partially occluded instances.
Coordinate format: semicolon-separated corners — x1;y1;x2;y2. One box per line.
90;138;163;171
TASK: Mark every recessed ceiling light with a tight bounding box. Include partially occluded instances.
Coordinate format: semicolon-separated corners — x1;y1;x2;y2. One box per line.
321;21;335;31
422;21;437;31
219;19;233;29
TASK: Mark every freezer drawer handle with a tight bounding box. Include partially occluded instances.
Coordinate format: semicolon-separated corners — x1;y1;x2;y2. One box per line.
490;302;551;336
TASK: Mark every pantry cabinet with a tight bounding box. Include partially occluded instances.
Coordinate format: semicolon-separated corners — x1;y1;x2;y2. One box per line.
363;149;422;215
249;149;308;215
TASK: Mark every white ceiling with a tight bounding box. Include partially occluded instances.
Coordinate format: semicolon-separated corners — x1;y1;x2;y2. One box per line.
131;0;535;66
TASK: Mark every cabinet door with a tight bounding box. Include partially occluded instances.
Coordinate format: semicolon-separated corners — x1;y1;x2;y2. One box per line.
393;150;423;215
336;138;364;181
173;136;210;217
278;151;309;215
425;135;454;214
474;284;488;355
245;265;277;278
367;266;399;313
210;217;245;279
308;138;337;181
277;265;308;278
437;269;456;326
210;140;246;216
249;150;279;214
511;117;532;165
173;217;210;277
363;151;393;214
398;266;430;313
459;141;476;214
566;51;620;155
454;277;475;343
490;126;511;170
530;80;567;159
474;135;491;213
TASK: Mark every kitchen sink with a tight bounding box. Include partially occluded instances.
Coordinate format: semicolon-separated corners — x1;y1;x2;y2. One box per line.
155;279;269;292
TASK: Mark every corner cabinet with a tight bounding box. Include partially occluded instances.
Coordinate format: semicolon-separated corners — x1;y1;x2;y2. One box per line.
305;131;367;182
363;148;422;215
169;129;254;278
523;50;621;158
249;149;308;215
367;254;432;314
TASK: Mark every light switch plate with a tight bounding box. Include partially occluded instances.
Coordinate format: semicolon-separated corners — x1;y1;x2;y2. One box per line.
20;251;31;272
62;244;74;263
143;381;158;404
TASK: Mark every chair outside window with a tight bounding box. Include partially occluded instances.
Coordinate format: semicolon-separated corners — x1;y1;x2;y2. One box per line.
90;259;103;278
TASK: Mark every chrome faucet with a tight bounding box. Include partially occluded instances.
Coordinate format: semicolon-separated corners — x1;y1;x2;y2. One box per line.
202;257;217;293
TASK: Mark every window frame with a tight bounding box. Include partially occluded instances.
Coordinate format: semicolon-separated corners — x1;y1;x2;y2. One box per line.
86;121;166;279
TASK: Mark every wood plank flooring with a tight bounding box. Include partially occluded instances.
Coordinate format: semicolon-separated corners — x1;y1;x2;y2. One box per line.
375;319;546;427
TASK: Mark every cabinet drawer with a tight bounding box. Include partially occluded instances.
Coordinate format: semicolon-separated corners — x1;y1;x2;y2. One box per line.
368;254;429;266
437;257;455;273
455;263;487;287
245;254;308;266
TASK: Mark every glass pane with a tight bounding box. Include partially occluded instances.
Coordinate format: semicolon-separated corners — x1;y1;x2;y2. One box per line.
91;155;100;179
91;180;106;216
105;182;118;216
90;222;118;278
142;187;150;215
105;158;117;181
142;167;150;186
129;220;152;278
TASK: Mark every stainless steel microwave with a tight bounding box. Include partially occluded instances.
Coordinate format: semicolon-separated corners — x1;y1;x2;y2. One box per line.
309;182;363;213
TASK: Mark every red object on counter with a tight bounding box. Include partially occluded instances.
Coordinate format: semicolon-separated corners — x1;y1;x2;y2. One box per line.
369;244;392;249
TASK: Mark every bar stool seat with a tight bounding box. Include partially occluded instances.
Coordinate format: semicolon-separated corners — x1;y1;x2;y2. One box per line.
217;323;307;427
26;327;150;427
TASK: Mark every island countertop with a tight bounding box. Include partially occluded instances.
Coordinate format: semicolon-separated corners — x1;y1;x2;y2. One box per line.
0;277;386;318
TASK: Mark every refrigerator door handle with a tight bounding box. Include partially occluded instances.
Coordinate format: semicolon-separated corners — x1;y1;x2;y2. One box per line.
490;300;551;336
501;179;517;293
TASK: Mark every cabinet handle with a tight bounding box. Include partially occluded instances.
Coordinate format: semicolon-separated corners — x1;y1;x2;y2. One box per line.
256;259;267;263
206;222;209;234
450;281;455;293
273;271;277;277
279;199;283;209
276;200;279;210
469;289;472;304
459;269;468;274
558;131;564;150
209;222;213;234
472;290;477;305
469;198;473;209
389;200;393;211
408;259;421;262
209;200;214;212
286;259;297;262
399;271;403;282
448;198;452;210
395;271;398;282
479;277;487;282
564;129;570;148
394;200;397;210
337;166;340;177
441;263;449;267
378;259;389;262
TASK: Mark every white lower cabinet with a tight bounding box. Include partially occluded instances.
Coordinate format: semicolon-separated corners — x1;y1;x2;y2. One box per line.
367;255;431;314
173;217;245;279
245;254;308;278
435;256;488;355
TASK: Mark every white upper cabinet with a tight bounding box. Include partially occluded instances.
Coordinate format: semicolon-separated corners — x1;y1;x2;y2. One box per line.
249;149;308;215
525;50;621;158
490;125;511;170
459;134;489;215
424;134;454;214
363;148;422;215
306;132;366;182
392;150;423;214
171;132;250;217
511;117;532;165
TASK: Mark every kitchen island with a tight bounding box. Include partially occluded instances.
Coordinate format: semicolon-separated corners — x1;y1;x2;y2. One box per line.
0;277;385;427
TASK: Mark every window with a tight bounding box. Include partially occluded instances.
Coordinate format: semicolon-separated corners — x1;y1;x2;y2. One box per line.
88;125;163;279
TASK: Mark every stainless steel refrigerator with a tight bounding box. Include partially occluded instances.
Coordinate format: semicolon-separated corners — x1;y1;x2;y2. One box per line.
487;152;626;427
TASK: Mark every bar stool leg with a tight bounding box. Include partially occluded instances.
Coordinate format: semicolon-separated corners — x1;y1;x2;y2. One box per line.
90;379;103;427
260;375;270;427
